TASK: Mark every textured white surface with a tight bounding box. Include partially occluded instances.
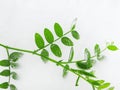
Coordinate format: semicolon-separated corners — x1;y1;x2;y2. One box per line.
0;0;120;90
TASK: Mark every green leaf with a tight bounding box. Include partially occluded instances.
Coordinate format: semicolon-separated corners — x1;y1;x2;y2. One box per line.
72;69;95;77
0;60;10;67
10;84;17;90
71;31;80;40
44;28;54;43
84;48;93;67
0;70;10;76
54;23;63;37
63;65;69;77
70;18;77;31
84;48;91;61
68;47;74;62
79;70;95;77
87;79;101;86
9;52;23;62
108;87;115;90
61;37;73;46
94;44;101;59
50;44;62;57
107;45;118;51
98;83;110;89
41;49;49;63
11;72;18;80
76;61;92;69
0;82;9;89
35;33;44;49
10;62;19;69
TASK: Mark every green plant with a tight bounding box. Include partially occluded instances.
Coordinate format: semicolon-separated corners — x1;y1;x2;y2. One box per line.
0;19;118;90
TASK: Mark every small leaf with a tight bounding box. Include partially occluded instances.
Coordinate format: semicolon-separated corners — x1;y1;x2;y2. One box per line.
0;60;10;67
10;62;19;69
98;83;110;89
108;87;115;90
84;48;93;67
63;65;69;77
35;33;44;49
44;28;54;43
87;79;101;86
84;48;91;61
50;44;62;57
107;45;118;51
70;18;77;31
0;70;10;76
10;84;17;90
54;23;63;37
94;44;101;59
9;52;23;62
71;31;80;40
41;49;49;63
61;37;73;46
79;70;95;77
11;72;18;80
0;82;9;89
68;47;74;62
72;69;95;77
76;61;92;69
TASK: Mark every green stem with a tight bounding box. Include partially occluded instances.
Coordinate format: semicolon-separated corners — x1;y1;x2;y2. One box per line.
5;48;11;84
0;43;96;89
33;29;72;53
75;76;80;86
92;85;95;90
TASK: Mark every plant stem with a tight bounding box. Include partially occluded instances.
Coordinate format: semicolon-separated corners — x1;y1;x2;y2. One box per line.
5;48;11;84
92;85;95;90
0;43;96;89
33;29;72;53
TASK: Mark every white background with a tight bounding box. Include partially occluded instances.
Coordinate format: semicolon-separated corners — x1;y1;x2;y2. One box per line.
0;0;120;90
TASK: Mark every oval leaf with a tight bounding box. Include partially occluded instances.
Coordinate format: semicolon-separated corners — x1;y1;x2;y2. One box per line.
0;82;9;89
78;70;95;77
41;49;49;63
54;23;63;37
76;61;92;69
98;83;110;89
107;45;118;51
10;84;17;90
68;47;74;62
87;79;101;86
0;70;10;76
35;33;44;49
0;60;10;67
10;62;19;69
44;28;54;43
9;52;23;62
50;44;62;57
63;65;69;77
71;31;80;40
84;48;91;61
11;72;18;80
61;37;73;46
